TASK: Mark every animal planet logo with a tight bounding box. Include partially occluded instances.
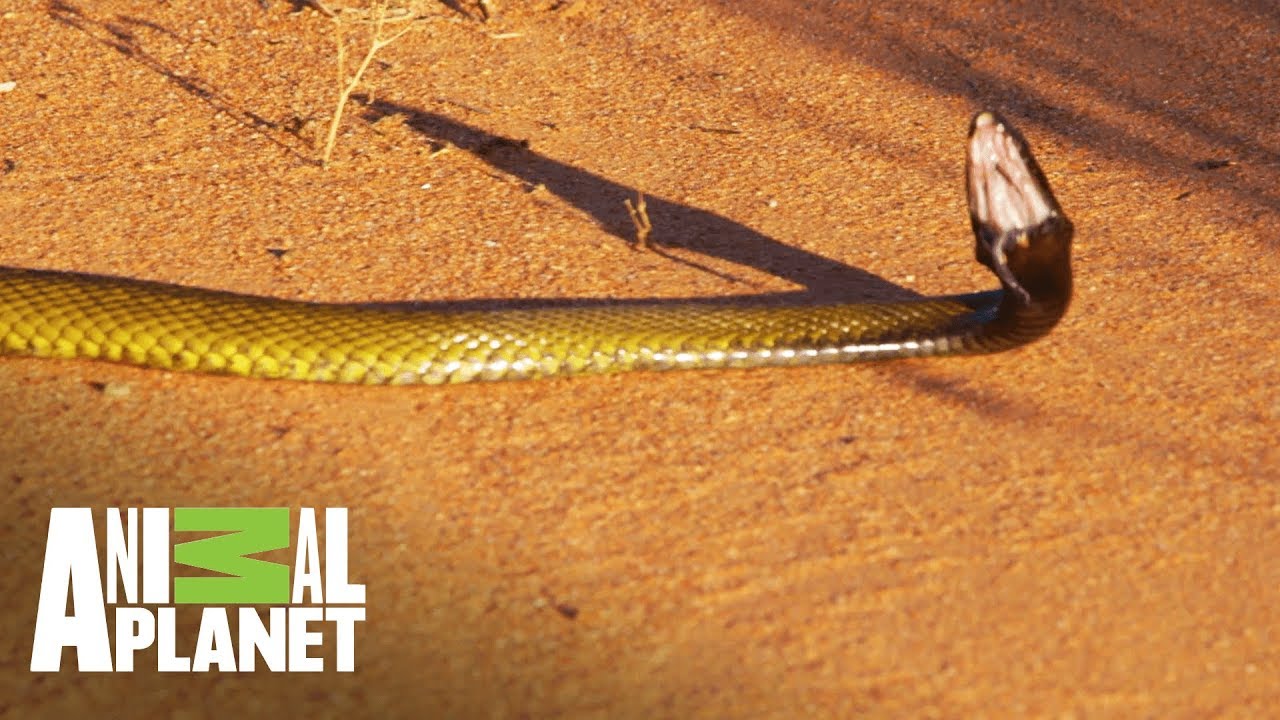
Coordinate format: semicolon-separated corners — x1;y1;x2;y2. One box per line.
30;507;365;672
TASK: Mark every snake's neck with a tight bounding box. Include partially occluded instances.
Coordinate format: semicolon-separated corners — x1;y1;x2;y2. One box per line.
988;225;1074;347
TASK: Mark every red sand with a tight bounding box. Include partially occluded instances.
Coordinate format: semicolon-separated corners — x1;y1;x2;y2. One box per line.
2;1;1278;717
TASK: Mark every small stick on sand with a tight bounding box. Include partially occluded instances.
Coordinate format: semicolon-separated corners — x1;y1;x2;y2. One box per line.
322;2;417;167
625;192;652;249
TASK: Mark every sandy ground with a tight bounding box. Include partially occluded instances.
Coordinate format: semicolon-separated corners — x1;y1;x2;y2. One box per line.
2;0;1278;717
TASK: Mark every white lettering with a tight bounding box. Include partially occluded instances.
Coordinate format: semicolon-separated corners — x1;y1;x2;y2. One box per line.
105;508;137;604
287;608;324;672
191;608;237;671
326;607;365;672
238;607;286;671
114;607;155;672
142;508;169;604
156;607;191;672
291;508;323;604
324;508;365;604
30;508;112;671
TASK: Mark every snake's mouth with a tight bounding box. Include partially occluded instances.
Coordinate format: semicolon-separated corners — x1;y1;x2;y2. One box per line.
965;111;1068;305
967;112;1059;233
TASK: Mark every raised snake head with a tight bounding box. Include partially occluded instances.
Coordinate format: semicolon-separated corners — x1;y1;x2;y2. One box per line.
966;111;1074;308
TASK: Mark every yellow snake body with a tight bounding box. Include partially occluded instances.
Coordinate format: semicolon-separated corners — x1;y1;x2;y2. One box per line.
0;112;1074;385
0;268;1019;384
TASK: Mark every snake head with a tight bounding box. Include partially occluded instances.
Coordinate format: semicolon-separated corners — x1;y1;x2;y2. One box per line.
966;111;1073;307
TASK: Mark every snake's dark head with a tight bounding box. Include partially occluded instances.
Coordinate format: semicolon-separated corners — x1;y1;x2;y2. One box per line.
966;111;1073;309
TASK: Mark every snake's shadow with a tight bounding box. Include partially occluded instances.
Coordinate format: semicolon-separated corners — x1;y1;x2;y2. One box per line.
39;0;935;313
360;101;927;311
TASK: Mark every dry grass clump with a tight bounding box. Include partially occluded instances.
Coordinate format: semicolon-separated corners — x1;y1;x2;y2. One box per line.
319;1;422;167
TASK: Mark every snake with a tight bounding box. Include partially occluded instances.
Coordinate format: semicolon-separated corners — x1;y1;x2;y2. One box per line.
0;111;1073;385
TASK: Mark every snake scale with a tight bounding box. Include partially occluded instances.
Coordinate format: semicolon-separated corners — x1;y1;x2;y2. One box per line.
0;112;1073;385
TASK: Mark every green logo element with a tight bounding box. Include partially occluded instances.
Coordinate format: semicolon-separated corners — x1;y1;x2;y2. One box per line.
173;508;290;604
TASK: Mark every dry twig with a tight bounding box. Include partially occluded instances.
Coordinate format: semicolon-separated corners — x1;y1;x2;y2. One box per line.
625;192;652;249
322;2;418;167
